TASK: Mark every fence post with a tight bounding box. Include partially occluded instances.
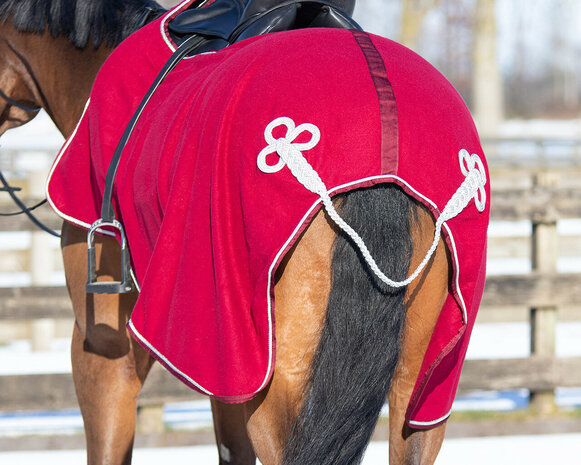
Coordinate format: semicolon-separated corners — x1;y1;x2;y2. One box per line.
137;405;165;434
529;171;559;413
28;166;56;351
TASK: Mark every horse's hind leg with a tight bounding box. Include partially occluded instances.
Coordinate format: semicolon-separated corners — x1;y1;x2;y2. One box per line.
61;222;155;465
205;214;331;465
237;208;335;465
388;204;451;464
210;400;257;464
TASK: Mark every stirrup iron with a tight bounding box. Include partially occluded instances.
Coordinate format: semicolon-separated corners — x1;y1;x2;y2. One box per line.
86;219;135;294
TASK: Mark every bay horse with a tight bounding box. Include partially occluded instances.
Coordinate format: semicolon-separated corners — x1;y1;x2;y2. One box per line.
0;1;489;464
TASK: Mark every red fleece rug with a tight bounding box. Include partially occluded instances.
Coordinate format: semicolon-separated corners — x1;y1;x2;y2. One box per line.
47;0;489;427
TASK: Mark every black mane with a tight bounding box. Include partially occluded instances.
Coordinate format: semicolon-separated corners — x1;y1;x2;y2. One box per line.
0;0;156;48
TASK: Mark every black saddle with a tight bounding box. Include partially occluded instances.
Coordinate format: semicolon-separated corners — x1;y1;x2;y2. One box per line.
168;0;361;50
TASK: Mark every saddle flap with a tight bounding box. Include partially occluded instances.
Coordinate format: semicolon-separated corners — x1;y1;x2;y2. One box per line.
230;3;298;44
298;2;362;30
169;0;248;40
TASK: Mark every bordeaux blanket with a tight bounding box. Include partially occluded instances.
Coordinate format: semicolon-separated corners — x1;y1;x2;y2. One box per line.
47;0;489;427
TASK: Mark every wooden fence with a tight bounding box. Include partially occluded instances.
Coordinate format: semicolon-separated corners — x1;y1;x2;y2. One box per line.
1;139;581;419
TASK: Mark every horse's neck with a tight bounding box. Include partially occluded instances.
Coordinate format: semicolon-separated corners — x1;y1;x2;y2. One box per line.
18;30;114;137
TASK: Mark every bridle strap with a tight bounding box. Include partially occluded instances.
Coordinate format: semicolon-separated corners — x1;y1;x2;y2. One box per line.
0;91;55;235
0;87;52;235
0;170;59;237
0;89;41;113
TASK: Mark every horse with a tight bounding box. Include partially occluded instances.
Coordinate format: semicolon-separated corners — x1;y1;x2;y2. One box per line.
0;1;490;464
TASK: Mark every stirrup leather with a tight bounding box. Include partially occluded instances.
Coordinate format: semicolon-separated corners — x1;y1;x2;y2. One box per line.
84;35;204;295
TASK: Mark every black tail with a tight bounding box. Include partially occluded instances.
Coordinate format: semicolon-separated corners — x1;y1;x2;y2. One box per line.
282;184;414;465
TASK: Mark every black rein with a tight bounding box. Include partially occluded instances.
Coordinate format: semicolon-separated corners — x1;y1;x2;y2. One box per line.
0;90;58;236
0;88;41;113
0;170;58;237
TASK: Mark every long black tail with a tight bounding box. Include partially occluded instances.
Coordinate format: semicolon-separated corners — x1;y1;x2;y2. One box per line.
282;184;414;465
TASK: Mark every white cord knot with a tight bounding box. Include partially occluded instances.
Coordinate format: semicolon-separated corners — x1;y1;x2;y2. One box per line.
440;150;487;222
256;117;487;289
459;149;487;211
257;117;326;195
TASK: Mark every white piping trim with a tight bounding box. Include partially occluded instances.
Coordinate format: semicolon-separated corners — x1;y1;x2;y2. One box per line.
130;171;468;400
408;408;452;427
127;319;214;395
257;199;325;393
130;268;141;293
442;223;467;323
160;0;212;52
183;51;217;60
46;98;90;225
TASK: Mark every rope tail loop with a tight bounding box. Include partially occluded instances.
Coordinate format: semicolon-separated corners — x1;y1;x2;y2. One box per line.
257;117;488;288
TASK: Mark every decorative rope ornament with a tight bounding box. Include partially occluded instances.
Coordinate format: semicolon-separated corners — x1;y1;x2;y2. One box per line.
257;117;487;288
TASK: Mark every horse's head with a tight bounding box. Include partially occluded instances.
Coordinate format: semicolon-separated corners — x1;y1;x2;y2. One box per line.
0;0;167;138
0;23;44;137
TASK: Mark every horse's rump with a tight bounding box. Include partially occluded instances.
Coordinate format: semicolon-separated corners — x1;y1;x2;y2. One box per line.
47;4;488;427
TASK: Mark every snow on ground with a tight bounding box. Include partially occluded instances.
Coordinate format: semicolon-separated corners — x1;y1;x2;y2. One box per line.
499;119;581;138
2;434;581;464
434;434;581;465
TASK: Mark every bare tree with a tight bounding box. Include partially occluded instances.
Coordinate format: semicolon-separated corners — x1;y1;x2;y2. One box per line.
551;0;580;111
472;0;503;135
400;0;440;49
